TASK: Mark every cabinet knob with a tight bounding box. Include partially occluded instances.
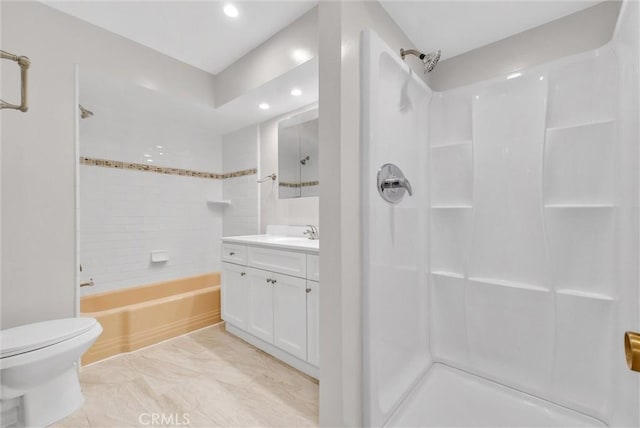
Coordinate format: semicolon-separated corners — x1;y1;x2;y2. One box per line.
266;278;271;283
240;272;245;276
306;288;311;293
272;279;277;284
229;252;235;256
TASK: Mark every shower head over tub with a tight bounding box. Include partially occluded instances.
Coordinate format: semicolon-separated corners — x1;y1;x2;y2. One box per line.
400;48;441;73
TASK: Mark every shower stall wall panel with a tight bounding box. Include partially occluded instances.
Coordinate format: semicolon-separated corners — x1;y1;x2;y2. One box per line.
362;1;639;425
360;30;432;428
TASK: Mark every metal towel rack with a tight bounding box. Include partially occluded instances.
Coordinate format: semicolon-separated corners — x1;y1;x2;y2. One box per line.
1;50;31;112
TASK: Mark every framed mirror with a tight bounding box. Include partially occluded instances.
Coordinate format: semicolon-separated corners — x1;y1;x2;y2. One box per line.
278;108;319;199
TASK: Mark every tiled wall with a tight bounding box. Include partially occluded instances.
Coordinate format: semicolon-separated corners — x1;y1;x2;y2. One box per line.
80;165;222;295
222;125;260;237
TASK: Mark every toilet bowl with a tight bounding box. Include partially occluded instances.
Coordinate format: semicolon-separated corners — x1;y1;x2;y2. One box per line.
0;318;102;428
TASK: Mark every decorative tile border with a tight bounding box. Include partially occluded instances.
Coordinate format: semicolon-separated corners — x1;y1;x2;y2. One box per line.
279;181;320;188
80;157;256;180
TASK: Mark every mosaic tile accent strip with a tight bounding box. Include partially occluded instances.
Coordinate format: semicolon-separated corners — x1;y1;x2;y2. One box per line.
279;181;320;188
80;157;256;180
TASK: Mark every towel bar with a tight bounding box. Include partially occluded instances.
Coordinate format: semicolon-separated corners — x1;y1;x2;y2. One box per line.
1;50;31;112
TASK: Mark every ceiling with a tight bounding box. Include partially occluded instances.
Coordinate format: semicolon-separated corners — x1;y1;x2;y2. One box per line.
381;1;604;61
44;0;317;74
80;57;318;137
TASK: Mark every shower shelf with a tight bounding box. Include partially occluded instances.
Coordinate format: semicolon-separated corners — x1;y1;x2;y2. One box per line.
207;199;232;206
468;277;549;293
431;140;472;149
431;271;465;279
543;203;614;208
546;118;616;132
431;204;473;209
556;288;614;302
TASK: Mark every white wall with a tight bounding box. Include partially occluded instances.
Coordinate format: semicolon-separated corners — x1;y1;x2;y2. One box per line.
259;104;319;232
222;125;260;237
318;2;420;426
0;1;216;328
428;1;621;91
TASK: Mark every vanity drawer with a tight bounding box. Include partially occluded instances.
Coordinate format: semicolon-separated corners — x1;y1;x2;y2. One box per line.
247;246;307;278
307;255;320;281
222;244;247;265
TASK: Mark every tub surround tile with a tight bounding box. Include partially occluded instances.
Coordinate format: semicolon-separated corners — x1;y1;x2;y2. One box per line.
55;324;318;428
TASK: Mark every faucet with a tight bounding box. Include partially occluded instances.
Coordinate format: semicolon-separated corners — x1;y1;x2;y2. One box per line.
304;225;319;240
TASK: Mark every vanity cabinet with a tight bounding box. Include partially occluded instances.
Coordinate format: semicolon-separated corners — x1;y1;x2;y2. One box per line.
221;240;319;378
306;281;320;367
221;262;248;329
246;267;275;343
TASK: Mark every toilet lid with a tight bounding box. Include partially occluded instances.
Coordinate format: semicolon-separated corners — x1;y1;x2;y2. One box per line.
0;317;97;358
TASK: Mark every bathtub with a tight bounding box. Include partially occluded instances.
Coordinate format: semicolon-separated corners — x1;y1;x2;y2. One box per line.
80;273;220;365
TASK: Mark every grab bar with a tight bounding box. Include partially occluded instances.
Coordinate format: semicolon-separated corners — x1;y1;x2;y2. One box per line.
1;50;31;112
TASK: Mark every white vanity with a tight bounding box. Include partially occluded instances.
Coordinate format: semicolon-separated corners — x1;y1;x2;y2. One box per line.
221;227;319;378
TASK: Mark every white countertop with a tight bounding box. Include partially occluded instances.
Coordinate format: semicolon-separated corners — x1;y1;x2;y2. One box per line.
222;234;319;253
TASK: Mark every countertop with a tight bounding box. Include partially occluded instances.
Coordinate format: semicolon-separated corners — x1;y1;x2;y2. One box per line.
222;234;319;253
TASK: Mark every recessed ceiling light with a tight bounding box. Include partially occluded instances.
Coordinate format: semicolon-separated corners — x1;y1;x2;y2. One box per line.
259;103;270;110
159;152;164;155
224;4;239;18
156;145;163;149
291;88;302;96
507;72;522;80
144;154;151;157
147;159;153;162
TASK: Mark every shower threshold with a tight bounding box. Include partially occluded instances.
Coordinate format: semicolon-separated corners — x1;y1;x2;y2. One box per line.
387;363;605;427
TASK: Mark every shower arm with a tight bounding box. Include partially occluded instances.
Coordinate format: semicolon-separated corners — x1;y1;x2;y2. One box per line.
257;173;277;183
400;48;425;61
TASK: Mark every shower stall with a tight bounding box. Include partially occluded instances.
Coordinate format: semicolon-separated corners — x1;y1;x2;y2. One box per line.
361;2;639;426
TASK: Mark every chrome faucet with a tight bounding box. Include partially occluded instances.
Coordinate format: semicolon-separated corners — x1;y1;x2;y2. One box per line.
304;225;319;240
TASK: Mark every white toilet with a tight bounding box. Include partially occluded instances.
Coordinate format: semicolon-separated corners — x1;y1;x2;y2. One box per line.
0;318;102;428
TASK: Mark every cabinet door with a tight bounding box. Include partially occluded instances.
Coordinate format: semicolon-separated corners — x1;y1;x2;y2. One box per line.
221;262;248;329
247;267;274;343
306;281;320;367
273;273;308;360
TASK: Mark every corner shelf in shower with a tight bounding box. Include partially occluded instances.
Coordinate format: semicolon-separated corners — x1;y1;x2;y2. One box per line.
431;271;465;280
431;140;472;149
556;288;614;302
431;204;473;209
207;199;232;206
543;204;614;208
546;118;616;132
468;277;550;293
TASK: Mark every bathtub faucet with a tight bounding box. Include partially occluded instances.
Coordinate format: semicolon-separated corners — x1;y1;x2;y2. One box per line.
80;279;94;287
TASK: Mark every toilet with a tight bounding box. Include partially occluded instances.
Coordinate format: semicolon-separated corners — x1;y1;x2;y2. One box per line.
0;318;102;428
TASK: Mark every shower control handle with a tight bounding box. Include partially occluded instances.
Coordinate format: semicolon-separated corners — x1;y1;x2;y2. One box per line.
229;252;235;256
381;177;413;196
240;272;245;277
377;163;413;204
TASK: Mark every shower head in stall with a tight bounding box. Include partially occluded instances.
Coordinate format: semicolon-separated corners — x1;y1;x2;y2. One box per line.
300;155;310;165
79;104;94;119
400;48;441;73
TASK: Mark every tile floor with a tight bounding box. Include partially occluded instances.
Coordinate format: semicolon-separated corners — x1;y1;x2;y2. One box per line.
56;324;319;427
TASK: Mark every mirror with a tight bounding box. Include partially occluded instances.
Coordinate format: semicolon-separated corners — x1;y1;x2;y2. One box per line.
278;108;319;199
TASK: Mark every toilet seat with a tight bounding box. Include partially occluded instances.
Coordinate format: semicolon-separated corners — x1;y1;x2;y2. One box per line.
1;317;98;359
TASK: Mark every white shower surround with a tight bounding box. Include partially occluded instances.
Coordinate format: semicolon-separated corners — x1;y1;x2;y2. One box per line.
361;1;639;426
